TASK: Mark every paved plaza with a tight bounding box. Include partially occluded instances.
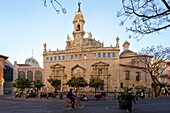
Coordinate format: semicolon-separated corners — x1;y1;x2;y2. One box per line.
0;94;170;113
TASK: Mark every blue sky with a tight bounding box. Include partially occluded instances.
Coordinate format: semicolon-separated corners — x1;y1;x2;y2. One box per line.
0;0;169;67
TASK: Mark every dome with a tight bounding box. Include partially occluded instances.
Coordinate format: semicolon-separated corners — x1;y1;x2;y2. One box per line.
120;50;133;56
25;57;39;67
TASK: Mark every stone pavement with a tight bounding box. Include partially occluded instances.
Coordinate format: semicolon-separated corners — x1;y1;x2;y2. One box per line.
0;94;170;113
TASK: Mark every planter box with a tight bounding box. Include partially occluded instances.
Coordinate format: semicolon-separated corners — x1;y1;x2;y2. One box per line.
118;99;128;109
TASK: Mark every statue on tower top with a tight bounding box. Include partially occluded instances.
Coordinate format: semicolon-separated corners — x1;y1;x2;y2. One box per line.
78;2;81;12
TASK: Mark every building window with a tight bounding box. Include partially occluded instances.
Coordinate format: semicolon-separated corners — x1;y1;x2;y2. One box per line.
136;72;141;81
46;57;49;61
84;54;87;59
70;55;74;60
125;71;130;80
98;69;102;75
79;54;82;59
108;53;110;58
120;82;123;88
58;56;61;60
98;53;101;58
50;57;53;61
54;56;57;61
131;59;136;65
76;24;80;31
112;53;115;58
75;54;78;59
94;53;96;58
62;56;65;60
103;53;106;58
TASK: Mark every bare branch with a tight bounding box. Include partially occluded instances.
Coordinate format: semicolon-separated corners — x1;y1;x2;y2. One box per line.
118;0;170;39
137;45;170;96
40;0;67;14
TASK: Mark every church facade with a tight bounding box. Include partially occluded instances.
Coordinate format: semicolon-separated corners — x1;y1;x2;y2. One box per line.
42;4;152;94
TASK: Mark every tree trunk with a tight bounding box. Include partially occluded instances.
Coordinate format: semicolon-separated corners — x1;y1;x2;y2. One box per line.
75;87;78;96
150;73;158;97
153;85;157;97
158;85;163;96
95;88;96;96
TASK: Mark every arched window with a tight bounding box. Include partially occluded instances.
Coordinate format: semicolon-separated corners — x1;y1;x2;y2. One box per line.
18;71;25;78
76;24;80;31
35;70;42;82
27;71;33;81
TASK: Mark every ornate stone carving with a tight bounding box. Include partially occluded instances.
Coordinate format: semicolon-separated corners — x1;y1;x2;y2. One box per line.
43;43;47;50
88;31;92;39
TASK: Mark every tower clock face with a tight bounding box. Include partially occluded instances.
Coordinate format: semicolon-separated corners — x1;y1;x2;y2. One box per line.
76;34;81;39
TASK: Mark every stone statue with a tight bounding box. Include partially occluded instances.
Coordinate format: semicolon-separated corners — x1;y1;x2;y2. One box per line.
43;43;47;50
88;31;92;39
67;34;71;41
116;36;120;47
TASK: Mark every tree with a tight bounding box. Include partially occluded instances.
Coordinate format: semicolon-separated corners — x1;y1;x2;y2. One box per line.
10;77;32;91
89;76;104;96
47;78;61;92
118;0;170;39
66;76;88;96
32;80;45;96
40;0;66;14
138;45;170;96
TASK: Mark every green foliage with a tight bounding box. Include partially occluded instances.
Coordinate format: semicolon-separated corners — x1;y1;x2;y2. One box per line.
89;76;104;95
118;94;129;109
10;77;32;90
89;76;104;89
117;87;132;109
66;76;88;88
32;80;45;90
47;78;61;91
152;82;169;87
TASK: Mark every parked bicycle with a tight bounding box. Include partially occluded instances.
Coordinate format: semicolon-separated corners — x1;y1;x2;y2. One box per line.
62;98;84;110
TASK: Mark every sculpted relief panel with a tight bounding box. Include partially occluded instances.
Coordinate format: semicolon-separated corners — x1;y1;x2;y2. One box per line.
72;66;85;77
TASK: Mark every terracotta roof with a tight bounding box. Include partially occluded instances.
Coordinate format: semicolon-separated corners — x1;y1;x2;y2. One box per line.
0;54;8;60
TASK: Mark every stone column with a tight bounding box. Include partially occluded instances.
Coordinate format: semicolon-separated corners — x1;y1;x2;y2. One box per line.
0;59;4;95
0;79;4;95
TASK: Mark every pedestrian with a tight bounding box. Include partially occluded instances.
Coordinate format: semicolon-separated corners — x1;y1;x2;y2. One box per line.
59;92;63;99
66;89;76;109
140;91;144;100
26;90;29;95
127;92;136;113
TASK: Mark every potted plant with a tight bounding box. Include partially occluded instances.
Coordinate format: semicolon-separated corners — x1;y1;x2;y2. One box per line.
117;87;132;109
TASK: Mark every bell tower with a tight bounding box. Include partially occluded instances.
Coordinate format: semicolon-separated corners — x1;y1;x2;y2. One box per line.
72;2;85;40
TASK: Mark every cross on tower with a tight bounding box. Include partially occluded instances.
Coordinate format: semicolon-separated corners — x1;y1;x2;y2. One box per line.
78;2;81;12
